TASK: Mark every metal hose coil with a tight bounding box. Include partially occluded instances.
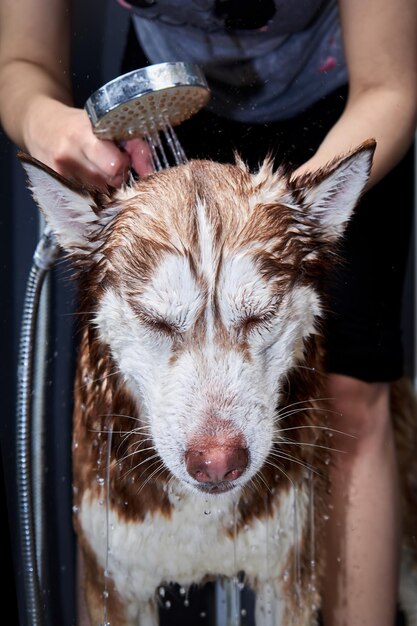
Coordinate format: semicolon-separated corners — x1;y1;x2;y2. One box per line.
16;229;59;626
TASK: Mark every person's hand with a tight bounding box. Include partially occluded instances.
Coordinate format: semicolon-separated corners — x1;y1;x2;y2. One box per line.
23;96;154;190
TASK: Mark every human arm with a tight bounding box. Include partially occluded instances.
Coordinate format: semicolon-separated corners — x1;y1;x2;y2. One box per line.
0;0;152;188
293;0;417;188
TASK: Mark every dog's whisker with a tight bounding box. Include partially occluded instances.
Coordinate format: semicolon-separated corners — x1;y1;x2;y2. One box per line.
163;474;178;495
120;453;161;480
262;461;296;490
124;437;154;451
136;463;168;495
254;471;273;494
74;368;121;390
99;413;148;424
90;428;150;438
266;451;321;476
278;397;336;410
292;364;323;373
127;453;161;473
277;425;356;438
118;446;157;464
276;406;342;421
247;473;267;498
273;440;346;454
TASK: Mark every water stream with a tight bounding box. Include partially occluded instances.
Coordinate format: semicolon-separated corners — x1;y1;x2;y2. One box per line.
143;122;187;172
308;469;317;611
100;425;113;626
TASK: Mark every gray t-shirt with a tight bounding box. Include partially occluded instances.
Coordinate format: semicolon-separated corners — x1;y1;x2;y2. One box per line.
129;0;348;122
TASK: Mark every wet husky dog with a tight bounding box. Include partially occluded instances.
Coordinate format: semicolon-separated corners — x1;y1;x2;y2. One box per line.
21;142;417;626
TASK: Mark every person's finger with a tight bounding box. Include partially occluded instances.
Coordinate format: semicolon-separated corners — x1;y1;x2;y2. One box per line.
124;138;154;176
84;137;132;185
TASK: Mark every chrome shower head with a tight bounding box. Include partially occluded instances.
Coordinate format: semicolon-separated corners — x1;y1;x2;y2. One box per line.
84;62;210;143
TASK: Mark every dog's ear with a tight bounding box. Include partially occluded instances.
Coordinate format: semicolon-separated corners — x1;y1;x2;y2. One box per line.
19;152;113;256
291;140;376;241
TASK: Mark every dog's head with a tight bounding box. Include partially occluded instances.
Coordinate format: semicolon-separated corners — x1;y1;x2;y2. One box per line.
21;142;374;496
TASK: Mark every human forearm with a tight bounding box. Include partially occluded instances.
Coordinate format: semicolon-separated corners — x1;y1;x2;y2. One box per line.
0;0;73;146
294;0;417;187
0;59;73;150
293;86;417;188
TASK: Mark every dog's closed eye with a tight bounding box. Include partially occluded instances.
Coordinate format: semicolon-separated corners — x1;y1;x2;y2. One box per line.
143;317;182;337
131;303;184;337
237;312;275;336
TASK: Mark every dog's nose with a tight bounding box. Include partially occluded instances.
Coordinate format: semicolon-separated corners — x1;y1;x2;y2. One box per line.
185;446;248;483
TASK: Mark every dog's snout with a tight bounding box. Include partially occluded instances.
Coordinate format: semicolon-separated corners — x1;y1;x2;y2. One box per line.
185;446;248;484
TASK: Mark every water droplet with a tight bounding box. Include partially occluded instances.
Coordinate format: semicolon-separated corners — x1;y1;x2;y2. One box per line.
283;570;290;582
184;599;190;607
165;601;171;609
159;587;165;597
179;587;186;595
72;505;79;514
204;510;211;515
97;477;105;486
103;590;109;599
99;500;104;506
323;514;330;521
241;608;247;616
200;611;206;618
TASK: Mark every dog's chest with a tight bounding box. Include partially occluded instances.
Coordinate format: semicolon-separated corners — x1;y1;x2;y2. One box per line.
79;481;308;603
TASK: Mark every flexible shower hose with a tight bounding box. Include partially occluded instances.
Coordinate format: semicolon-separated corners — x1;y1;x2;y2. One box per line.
16;228;60;626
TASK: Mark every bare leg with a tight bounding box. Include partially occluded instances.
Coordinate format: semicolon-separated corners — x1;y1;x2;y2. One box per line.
322;374;401;626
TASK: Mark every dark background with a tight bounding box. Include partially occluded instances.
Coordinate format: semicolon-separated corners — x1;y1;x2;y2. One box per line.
0;1;415;624
0;3;129;624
